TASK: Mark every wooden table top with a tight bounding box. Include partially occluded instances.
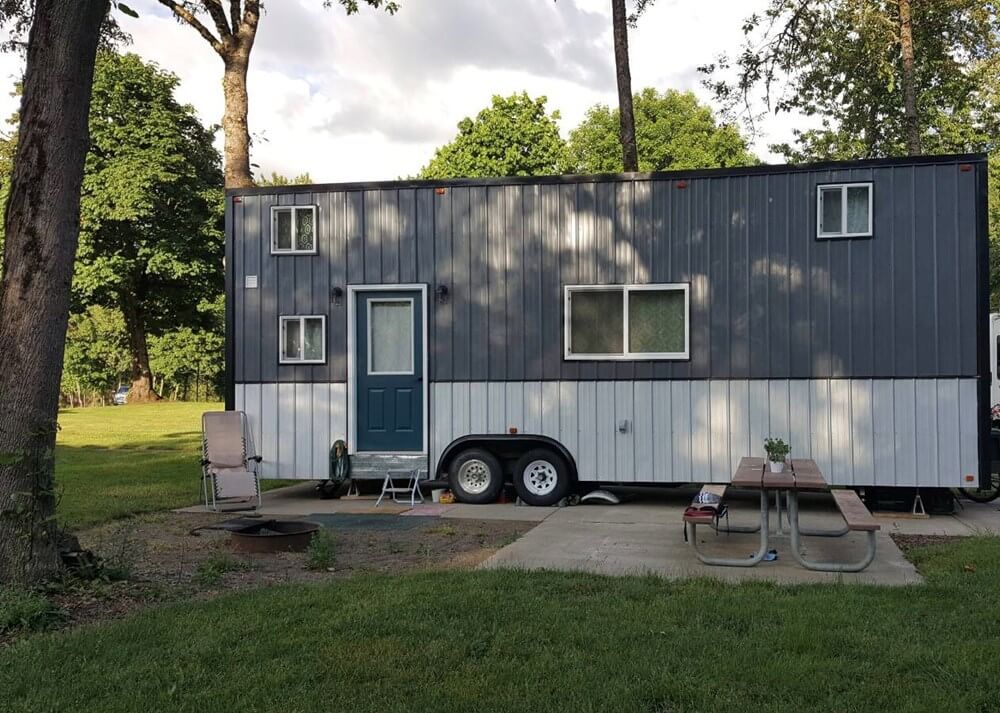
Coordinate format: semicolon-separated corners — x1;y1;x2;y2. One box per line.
730;457;829;491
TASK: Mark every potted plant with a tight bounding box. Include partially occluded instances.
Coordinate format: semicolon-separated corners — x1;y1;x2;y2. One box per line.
764;438;790;473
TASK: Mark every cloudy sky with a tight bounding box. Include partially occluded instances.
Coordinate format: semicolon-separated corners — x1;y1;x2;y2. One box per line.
1;0;806;182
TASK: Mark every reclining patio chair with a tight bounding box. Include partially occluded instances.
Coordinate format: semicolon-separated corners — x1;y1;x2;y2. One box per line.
201;411;262;512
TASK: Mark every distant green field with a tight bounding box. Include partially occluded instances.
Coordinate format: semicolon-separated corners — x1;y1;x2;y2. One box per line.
56;402;284;529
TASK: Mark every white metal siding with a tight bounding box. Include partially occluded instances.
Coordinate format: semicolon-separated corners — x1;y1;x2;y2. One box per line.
235;382;347;479
430;379;979;488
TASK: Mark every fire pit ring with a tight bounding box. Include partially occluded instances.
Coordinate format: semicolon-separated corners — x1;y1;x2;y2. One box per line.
229;519;321;553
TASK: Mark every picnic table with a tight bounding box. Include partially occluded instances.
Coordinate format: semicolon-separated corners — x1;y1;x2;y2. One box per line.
684;457;880;571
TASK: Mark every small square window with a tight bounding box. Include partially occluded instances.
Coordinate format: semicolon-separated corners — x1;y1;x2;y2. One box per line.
279;316;326;363
817;183;871;238
271;206;318;254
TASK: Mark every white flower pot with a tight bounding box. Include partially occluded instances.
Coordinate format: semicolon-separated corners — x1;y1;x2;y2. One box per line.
768;460;785;473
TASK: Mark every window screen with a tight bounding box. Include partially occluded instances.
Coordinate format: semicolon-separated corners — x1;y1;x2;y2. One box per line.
819;187;843;235
275;210;293;250
629;290;686;354
369;300;413;373
569;290;623;355
280;316;325;363
846;186;870;234
272;206;317;253
818;184;871;238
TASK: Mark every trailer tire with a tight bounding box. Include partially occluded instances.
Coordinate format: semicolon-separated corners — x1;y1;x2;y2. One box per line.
512;449;570;506
448;448;504;504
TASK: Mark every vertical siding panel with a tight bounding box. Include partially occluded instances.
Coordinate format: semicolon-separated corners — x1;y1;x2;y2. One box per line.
956;169;978;375
634;381;654;480
558;382;578;471
451;187;471;381
398;188;416;284
690;179;709;379
788;380;811;460
670;381;692;481
259;384;277;477
748;381;770;460
234;198;245;382
574;184;596;381
523;382;542;434
872;380;896;486
415;189;436;285
933;166;960;376
788;173;811;378
913;168;937;376
234;384;245;419
311;193;331;382
652;382;672;479
892;168;916;375
633;181;654;379
747;177;768;378
434;383;452;467
809;380;832;477
936;379;960;489
470;382;488;433
505;382;524;431
669;179;691;381
276;194;296;383
259;195;278;383
345;191;364;285
850;380;874;486
452;382;470;439
829;379;852;485
312;384;330;479
729;177;750;379
709;380;730;483
469;187;489;380
728;380;750;475
768;175;791;377
708;179;729;379
614;381;634;481
523;186;543;380
506;186;526;380
434;188;453;381
809;177;832;377
958;379;978;481
487;382;505;432
487;187;507;379
329;193;348;381
651;182;672;380
914;380;939;487
541;380;560;436
596;381;616;479
362;190;381;283
242;197;261;382
576;381;597;480
541;186;563;380
277;383;296;478
690;380;711;483
381;190;399;283
331;383;347;442
768;379;790;442
294;382;312;476
871;169;896;377
893;380;917;488
292;192;315;383
244;384;263;459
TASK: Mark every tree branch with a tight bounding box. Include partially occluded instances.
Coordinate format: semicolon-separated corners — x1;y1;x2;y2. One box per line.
229;0;241;32
156;0;224;53
236;0;260;44
201;0;232;39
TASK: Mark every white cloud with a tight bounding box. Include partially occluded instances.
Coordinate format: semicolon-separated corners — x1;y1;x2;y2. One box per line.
0;0;815;182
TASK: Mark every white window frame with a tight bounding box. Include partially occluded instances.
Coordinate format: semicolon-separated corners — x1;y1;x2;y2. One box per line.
278;315;326;364
270;205;318;254
563;283;690;361
366;297;415;375
816;183;872;239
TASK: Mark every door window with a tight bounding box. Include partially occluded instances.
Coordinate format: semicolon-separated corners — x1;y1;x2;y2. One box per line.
368;299;413;374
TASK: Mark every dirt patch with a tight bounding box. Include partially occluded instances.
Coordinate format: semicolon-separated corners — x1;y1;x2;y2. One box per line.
4;512;533;644
890;533;966;555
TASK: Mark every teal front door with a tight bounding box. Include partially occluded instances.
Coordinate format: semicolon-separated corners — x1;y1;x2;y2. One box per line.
355;290;423;451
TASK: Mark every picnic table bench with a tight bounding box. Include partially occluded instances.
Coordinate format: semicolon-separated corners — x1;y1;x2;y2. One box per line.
685;457;881;572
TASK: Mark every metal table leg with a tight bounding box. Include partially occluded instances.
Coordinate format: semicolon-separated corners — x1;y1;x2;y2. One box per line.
688;489;770;567
787;491;876;572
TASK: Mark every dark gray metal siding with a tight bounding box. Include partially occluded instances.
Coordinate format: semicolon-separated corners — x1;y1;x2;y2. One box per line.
230;158;983;383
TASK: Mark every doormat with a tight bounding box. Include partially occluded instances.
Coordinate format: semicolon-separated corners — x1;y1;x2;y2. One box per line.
306;513;436;531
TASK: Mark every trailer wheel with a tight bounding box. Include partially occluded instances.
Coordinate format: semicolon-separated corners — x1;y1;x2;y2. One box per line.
448;448;504;504
512;448;570;506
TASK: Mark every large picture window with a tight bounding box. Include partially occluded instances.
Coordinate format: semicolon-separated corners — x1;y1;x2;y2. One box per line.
564;284;689;360
271;205;317;254
279;315;326;364
817;183;872;238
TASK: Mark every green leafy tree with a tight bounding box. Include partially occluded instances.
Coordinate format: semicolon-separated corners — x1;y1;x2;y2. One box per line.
418;93;568;179
61;306;130;406
257;171;313;186
564;88;756;173
74;52;224;402
149;327;225;401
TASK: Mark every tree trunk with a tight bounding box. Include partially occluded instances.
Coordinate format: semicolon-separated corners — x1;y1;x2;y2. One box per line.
611;0;638;172
222;53;254;189
121;292;160;403
0;0;107;586
898;0;921;155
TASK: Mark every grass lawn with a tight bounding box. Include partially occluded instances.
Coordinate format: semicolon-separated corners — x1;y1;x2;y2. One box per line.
2;538;999;712
56;402;285;529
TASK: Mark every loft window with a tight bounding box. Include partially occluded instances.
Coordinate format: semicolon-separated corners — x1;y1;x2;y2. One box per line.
279;315;326;364
817;183;872;238
564;284;689;360
271;205;317;254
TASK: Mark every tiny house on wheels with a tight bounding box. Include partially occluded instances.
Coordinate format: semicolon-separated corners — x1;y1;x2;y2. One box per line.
225;153;991;506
